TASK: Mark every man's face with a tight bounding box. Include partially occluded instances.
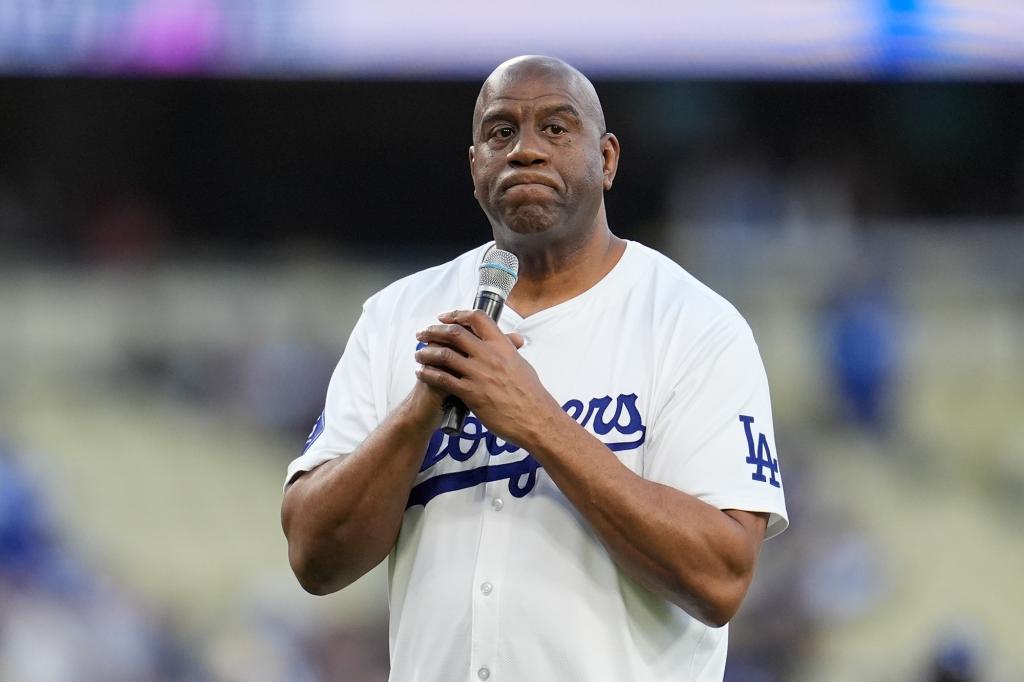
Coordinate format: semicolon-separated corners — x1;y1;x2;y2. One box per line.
469;69;613;241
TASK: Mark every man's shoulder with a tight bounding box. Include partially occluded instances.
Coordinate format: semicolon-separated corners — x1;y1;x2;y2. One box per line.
628;242;760;382
361;242;490;318
628;241;747;329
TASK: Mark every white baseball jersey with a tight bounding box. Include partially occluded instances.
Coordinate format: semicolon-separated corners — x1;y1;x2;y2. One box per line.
287;240;788;682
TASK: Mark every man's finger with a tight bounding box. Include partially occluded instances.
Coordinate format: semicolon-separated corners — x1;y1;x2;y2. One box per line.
506;332;525;349
416;323;485;355
438;309;505;342
415;344;472;377
415;365;464;396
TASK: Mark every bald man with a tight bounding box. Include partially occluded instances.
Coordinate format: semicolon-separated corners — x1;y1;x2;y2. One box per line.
283;56;788;681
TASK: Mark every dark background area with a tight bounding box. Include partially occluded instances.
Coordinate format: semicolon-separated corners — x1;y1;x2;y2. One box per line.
2;78;1022;261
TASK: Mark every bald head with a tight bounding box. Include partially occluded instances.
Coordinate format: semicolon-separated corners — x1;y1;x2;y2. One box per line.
473;55;607;138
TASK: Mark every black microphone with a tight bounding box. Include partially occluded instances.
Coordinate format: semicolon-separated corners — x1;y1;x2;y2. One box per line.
440;247;520;435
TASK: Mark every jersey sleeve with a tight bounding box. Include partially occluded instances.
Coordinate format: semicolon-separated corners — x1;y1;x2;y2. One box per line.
645;313;789;539
284;306;381;487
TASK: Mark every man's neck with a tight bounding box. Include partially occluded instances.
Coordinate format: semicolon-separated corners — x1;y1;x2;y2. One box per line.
501;225;625;319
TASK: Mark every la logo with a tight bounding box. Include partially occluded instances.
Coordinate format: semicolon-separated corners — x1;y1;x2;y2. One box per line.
739;415;781;488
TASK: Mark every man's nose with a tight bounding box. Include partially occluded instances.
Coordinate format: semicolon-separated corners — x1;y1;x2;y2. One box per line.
506;128;548;166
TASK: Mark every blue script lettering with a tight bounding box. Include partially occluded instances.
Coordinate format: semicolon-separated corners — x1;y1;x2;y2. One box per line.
408;393;646;508
301;411;325;455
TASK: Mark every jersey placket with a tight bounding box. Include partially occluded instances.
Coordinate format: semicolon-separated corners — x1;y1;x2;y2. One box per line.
468;478;514;681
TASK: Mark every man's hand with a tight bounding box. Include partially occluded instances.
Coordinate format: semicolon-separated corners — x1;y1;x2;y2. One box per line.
414;309;561;444
401;379;447;432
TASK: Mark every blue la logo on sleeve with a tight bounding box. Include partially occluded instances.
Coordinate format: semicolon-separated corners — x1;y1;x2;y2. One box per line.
302;411;325;454
739;415;781;488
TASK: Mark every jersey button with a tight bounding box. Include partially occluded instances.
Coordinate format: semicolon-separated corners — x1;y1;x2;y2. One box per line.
491;498;503;511
480;581;493;595
477;667;491;680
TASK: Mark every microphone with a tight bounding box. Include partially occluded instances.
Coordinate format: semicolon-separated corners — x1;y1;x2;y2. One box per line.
440;246;520;436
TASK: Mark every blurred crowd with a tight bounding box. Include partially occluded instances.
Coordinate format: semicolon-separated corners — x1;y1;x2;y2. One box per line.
0;440;391;681
0;441;200;680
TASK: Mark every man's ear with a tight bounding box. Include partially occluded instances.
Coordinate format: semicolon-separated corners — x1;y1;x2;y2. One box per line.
600;133;620;191
469;145;478;199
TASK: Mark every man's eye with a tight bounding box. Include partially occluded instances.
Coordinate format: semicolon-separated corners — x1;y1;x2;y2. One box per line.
494;127;514;139
546;124;566;135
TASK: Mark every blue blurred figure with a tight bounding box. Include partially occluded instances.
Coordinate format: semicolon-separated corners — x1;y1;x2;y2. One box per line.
823;279;901;434
928;627;983;682
0;441;56;582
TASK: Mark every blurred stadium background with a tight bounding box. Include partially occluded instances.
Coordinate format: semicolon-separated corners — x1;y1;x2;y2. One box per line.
2;1;1023;680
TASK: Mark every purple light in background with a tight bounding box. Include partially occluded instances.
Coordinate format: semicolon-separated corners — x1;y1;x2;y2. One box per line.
120;0;223;74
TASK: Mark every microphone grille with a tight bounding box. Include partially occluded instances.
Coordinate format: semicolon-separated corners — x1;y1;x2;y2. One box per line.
478;247;519;299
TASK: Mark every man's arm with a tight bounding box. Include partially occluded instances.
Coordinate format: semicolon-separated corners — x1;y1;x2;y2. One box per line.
281;383;441;595
520;407;767;627
415;310;767;627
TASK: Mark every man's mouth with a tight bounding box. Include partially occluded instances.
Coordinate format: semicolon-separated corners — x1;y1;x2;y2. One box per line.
500;174;558;193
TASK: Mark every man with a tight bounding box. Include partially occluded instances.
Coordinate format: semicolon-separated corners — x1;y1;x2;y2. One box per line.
282;55;788;681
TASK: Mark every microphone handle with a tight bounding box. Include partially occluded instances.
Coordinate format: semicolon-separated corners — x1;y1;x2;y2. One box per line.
440;291;506;436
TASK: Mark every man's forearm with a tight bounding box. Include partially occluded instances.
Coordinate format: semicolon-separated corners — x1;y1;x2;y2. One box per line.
521;406;767;627
281;387;440;595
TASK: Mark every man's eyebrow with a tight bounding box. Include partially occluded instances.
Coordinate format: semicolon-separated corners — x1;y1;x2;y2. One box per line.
539;104;582;121
479;108;515;131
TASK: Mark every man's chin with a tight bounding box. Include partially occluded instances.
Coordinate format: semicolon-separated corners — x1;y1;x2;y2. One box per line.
503;205;559;235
